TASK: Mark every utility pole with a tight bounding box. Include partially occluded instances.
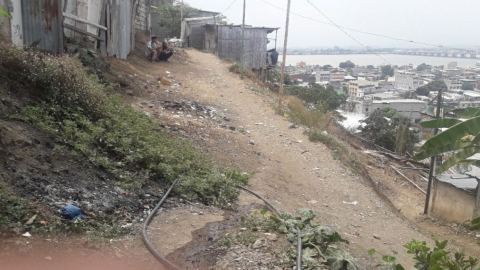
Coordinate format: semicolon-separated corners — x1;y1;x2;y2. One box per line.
424;88;443;215
278;0;292;109
241;0;246;80
180;0;184;21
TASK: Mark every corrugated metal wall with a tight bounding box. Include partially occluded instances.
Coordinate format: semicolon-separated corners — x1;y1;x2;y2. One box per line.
107;0;131;59
21;0;63;52
216;26;269;70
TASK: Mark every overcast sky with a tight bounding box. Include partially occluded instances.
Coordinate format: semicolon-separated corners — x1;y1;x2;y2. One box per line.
184;0;480;49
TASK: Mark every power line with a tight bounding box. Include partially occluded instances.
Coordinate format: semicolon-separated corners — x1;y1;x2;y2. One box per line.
222;0;238;13
259;0;476;53
304;0;391;65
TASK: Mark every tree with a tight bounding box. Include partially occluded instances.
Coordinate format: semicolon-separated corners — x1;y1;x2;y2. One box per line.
322;65;332;70
367;65;375;70
416;80;446;97
286;84;346;112
401;91;417;99
414;107;480;173
360;107;419;153
339;60;355;69
462;82;474;90
416;63;427;72
155;1;196;38
268;69;292;85
381;65;394;77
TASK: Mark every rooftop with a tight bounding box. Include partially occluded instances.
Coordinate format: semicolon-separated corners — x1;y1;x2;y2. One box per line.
435;174;478;195
373;99;427;104
203;24;280;33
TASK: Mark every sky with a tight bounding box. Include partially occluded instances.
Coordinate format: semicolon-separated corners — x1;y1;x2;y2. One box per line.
183;0;480;50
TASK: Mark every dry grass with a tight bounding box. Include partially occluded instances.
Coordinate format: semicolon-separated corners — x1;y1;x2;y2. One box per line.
286;97;330;129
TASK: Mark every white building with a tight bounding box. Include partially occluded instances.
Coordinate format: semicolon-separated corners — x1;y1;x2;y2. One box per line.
394;70;420;91
359;99;427;122
348;80;377;99
315;71;331;82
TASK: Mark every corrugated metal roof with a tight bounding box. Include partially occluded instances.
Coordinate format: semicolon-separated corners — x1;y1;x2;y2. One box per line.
435;174;478;195
21;0;63;52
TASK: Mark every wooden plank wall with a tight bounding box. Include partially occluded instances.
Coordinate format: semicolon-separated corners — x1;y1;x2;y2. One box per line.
216;26;268;70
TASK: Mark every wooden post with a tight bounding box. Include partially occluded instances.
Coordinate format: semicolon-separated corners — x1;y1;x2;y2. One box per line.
278;0;292;109
241;0;246;80
475;178;480;218
58;0;64;53
424;88;443;215
180;0;184;21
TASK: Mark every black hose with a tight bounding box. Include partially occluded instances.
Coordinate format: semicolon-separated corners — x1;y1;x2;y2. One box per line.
296;225;302;270
237;185;302;270
142;178;182;270
142;180;302;270
236;185;281;216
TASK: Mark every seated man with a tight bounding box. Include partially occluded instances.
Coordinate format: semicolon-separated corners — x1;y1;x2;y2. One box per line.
145;36;162;62
158;41;174;62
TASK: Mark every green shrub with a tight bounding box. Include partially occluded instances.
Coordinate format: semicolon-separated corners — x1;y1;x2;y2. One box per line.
78;51;94;67
0;180;31;230
0;44;249;207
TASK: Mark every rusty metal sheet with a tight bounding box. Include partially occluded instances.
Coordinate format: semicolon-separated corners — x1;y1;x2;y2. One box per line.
21;0;63;52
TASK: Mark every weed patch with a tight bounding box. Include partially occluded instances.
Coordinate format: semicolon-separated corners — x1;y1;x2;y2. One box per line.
229;62;256;79
286;97;330;129
306;129;362;174
0;179;31;231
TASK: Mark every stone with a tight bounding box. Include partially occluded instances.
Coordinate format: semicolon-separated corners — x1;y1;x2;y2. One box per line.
126;90;134;96
160;77;173;86
252;239;263;249
248;140;255;145
373;234;381;240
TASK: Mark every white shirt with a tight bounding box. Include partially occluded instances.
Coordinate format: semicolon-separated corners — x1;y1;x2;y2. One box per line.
145;41;159;56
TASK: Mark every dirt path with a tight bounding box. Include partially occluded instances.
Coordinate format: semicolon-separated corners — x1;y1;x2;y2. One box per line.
113;49;429;268
104;45;480;268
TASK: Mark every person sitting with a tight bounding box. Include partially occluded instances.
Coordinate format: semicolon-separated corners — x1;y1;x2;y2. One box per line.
158;41;174;62
145;36;162;62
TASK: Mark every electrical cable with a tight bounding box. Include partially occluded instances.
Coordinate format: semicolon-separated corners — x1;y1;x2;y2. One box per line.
259;0;476;53
222;0;238;14
304;0;391;65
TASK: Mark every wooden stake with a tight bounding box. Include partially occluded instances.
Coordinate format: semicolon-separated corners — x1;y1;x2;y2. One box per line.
241;0;246;80
391;165;426;194
424;88;443;214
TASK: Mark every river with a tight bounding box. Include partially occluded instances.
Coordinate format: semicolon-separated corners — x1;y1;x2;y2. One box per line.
284;54;479;68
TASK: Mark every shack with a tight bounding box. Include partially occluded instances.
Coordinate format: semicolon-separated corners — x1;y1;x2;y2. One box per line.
430;174;480;223
180;15;225;50
0;0;161;59
203;24;279;77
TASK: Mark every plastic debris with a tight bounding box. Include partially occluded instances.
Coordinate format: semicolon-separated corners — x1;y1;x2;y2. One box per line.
61;205;85;221
343;201;358;206
22;232;32;237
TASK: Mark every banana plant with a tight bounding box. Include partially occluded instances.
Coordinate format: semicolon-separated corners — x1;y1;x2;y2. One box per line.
414;108;480;173
0;10;9;17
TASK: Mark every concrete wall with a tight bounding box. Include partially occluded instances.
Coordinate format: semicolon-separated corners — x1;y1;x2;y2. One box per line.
150;0;174;39
430;181;475;223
